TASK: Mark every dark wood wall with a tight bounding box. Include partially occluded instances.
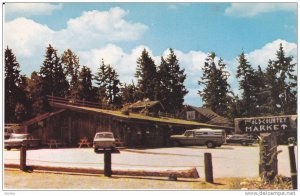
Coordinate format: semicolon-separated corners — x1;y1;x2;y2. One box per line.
27;110;180;148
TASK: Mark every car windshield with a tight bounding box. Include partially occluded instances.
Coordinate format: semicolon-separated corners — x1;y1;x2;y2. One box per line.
10;134;27;139
96;133;113;139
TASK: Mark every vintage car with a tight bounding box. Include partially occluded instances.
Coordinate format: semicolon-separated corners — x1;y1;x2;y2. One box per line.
4;133;41;150
4;125;21;139
226;134;257;146
93;132;116;152
170;128;226;148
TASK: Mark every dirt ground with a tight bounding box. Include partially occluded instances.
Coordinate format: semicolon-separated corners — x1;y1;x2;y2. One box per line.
4;169;244;190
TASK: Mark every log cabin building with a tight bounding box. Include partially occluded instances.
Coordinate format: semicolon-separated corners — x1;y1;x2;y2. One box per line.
22;97;231;148
179;105;234;133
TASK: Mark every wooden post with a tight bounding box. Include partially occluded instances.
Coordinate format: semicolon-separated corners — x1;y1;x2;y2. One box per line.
288;138;297;189
104;150;112;177
259;133;278;182
20;143;27;171
204;153;213;183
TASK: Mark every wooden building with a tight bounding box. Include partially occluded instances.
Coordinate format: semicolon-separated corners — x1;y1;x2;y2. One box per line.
22;99;231;148
179;105;234;133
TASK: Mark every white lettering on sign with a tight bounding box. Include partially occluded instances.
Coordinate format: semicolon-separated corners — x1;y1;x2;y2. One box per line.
245;127;252;132
242;117;289;133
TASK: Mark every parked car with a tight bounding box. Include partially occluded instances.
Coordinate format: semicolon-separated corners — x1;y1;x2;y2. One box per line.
4;125;21;139
4;133;41;150
93;132;116;152
226;134;256;146
170;128;226;148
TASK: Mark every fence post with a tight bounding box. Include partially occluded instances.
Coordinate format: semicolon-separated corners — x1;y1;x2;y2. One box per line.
20;142;27;171
204;153;213;183
288;138;297;189
104;150;112;177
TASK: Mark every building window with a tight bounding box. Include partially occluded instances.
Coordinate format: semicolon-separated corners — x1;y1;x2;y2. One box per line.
186;111;195;120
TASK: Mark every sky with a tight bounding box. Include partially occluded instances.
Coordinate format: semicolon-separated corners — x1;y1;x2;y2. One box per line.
3;2;298;107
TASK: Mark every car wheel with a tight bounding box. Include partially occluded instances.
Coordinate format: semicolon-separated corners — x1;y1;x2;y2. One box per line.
241;141;248;146
206;141;215;148
94;148;99;153
6;147;11;151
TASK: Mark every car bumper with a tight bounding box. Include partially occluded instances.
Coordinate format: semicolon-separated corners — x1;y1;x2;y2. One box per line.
5;142;22;148
93;142;116;149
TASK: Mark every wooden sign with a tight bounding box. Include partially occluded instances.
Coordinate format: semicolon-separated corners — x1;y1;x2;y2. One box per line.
234;115;297;133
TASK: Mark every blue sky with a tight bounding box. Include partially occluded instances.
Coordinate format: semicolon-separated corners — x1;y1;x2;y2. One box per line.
3;2;298;106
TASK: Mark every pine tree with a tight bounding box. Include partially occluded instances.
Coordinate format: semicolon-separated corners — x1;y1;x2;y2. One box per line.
95;60;109;105
263;44;297;115
27;71;45;116
273;43;297;114
157;49;188;114
236;51;259;117
198;52;232;117
78;66;95;102
121;82;139;104
5;46;29;122
40;44;68;97
61;49;80;100
95;60;121;107
254;65;269;115
135;49;158;101
39;44;68;113
264;60;280;114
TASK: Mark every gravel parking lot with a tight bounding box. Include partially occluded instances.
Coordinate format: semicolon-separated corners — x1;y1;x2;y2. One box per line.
3;145;296;178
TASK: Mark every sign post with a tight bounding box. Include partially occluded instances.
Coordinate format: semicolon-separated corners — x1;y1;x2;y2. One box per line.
235;115;296;183
104;150;112;177
20;141;27;171
259;133;278;182
204;153;213;183
95;148;120;177
288;138;297;189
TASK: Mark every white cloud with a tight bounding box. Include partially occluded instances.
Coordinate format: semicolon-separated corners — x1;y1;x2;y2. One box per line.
79;45;153;84
4;17;54;57
5;7;148;54
167;3;190;10
62;7;148;48
246;39;297;69
4;7;148;74
225;3;296;17
5;3;62;16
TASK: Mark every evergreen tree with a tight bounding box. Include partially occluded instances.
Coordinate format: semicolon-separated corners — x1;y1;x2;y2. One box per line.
78;66;95;102
254;65;269;115
121;82;139;104
263;44;297;115
39;44;68;112
61;49;80;100
27;71;45;116
135;49;158;101
264;60;280;114
273;43;297;114
236;51;259;117
40;44;68;97
198;52;232;117
95;60;121;106
5;47;29;122
157;49;188;114
95;60;109;105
